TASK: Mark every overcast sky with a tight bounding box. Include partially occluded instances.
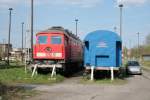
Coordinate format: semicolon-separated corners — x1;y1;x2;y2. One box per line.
0;0;150;48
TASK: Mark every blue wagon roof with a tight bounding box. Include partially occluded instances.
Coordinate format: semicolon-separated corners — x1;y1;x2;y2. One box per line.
84;30;121;42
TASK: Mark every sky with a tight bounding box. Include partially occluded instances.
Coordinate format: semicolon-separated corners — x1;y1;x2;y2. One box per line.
0;0;150;48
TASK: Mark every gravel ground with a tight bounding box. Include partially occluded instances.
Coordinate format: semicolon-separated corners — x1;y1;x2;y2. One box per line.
27;70;150;100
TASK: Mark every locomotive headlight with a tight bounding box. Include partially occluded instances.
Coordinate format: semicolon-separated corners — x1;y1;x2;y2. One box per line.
53;53;62;57
37;52;46;57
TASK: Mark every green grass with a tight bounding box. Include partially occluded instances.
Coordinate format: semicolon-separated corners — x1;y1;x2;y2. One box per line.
0;60;23;69
0;61;65;99
0;63;64;85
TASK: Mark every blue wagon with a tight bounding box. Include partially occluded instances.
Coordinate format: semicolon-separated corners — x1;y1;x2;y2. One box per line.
84;30;122;71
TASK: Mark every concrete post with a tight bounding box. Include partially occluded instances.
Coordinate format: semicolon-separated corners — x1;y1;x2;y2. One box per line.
111;67;114;81
91;66;94;81
51;65;56;78
31;64;37;77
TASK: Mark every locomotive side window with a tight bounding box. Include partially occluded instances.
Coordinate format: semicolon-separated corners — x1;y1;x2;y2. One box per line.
38;36;48;44
64;37;68;46
51;36;62;44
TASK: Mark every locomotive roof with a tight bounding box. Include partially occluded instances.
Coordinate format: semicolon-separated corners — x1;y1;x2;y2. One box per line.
38;26;82;42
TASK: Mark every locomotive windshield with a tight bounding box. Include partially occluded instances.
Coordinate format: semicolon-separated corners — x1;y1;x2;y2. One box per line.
38;36;48;44
51;36;62;44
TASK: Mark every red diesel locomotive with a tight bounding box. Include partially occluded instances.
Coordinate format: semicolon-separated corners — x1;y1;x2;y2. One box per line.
33;26;83;73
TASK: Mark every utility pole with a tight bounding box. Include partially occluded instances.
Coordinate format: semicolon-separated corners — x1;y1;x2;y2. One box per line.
119;4;123;40
7;8;13;65
2;39;6;61
21;22;24;62
31;0;34;61
26;30;30;62
75;19;78;36
137;32;140;59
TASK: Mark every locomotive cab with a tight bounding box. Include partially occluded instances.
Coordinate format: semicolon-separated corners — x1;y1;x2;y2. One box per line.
34;33;64;59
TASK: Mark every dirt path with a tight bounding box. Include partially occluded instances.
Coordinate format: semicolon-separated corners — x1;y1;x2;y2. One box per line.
27;70;150;100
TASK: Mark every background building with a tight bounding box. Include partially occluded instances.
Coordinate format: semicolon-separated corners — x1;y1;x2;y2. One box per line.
0;44;12;60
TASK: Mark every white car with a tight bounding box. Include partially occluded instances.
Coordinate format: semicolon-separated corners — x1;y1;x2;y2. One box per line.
126;61;142;75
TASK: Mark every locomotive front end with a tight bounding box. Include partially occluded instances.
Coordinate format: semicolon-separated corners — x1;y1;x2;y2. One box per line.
34;32;64;60
33;31;65;68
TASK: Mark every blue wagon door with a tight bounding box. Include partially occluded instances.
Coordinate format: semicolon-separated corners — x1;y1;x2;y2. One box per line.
95;55;110;67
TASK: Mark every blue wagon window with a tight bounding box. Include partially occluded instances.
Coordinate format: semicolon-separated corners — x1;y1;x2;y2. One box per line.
51;36;62;44
38;36;47;44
